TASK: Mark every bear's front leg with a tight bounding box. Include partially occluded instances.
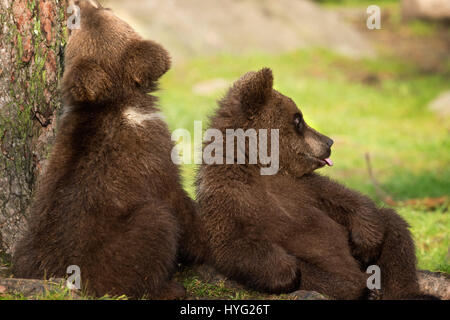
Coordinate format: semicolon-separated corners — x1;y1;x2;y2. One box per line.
346;205;386;265
306;174;385;266
210;238;302;294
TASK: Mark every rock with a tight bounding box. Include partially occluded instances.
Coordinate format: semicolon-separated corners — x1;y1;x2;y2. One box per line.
289;290;327;300
0;278;63;297
402;0;450;21
429;91;450;118
103;0;374;61
417;270;450;300
0;277;80;299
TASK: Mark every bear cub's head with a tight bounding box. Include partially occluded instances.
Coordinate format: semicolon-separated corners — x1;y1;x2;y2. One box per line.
218;68;334;177
62;0;171;105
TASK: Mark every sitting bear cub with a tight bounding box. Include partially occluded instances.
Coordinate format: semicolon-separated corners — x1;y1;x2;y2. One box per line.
12;0;199;298
196;68;436;300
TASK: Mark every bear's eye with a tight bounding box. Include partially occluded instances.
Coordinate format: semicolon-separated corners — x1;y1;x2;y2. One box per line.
293;113;304;132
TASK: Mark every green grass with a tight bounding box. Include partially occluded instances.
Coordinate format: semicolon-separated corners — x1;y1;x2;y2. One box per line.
176;268;299;300
157;48;449;274
0;292;126;300
0;283;129;300
400;207;449;273
408;19;439;37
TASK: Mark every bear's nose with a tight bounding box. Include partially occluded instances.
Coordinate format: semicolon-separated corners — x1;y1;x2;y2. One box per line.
326;138;334;148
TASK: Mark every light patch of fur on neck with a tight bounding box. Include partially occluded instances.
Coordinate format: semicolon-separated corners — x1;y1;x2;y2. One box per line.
123;108;166;126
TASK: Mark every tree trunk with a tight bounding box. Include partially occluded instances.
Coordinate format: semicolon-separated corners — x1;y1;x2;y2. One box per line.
0;0;67;256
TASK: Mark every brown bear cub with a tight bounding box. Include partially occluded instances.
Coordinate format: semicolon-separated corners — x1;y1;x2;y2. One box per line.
196;68;436;300
12;0;199;299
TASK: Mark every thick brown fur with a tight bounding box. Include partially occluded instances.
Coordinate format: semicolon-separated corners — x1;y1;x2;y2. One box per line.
196;68;436;300
12;0;201;299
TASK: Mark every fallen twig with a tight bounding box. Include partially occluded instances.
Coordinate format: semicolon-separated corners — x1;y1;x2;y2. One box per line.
365;152;396;206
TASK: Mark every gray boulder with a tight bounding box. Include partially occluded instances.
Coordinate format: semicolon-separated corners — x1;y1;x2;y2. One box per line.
402;0;450;20
104;0;374;62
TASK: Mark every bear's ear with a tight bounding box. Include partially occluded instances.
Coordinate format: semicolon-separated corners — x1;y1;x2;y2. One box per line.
125;39;171;89
234;68;273;114
61;59;113;103
70;0;102;9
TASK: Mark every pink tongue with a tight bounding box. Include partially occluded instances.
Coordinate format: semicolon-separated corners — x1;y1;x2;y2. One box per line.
324;158;333;166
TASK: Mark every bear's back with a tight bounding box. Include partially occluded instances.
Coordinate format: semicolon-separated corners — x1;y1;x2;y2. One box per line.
17;96;180;275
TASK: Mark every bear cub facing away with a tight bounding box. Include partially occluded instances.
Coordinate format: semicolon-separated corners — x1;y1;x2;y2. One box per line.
196;68;436;299
13;0;199;298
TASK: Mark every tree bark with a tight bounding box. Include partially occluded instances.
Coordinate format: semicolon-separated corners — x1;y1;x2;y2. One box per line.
0;0;67;256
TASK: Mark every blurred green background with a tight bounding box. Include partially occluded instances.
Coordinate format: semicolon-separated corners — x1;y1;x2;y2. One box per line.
106;0;449;273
